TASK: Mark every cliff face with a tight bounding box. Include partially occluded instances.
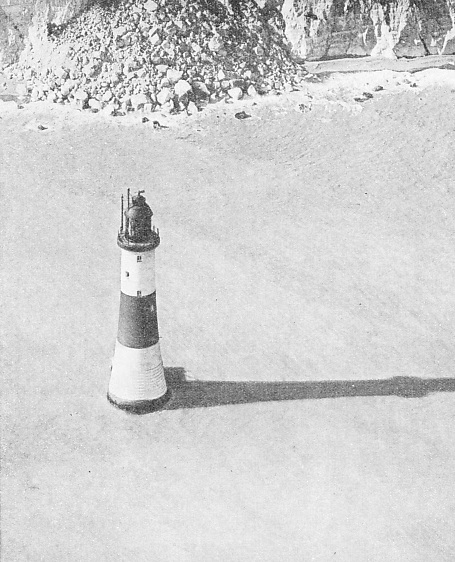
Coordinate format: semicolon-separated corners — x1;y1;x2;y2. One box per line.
0;7;26;65
0;0;90;66
283;0;455;59
1;0;455;66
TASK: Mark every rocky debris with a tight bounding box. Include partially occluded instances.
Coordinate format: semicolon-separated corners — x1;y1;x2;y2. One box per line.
295;93;312;112
296;102;311;112
354;92;373;102
13;0;306;116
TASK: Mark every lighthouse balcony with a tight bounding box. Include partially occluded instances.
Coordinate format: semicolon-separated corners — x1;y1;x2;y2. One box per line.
117;229;160;252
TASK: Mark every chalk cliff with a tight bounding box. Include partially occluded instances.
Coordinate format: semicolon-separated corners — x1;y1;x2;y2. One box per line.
1;0;455;66
282;0;455;59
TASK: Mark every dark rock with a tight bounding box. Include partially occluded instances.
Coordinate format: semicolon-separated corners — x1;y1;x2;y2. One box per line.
234;110;251;119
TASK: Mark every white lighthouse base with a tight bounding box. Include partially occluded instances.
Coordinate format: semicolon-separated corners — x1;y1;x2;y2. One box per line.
108;341;169;413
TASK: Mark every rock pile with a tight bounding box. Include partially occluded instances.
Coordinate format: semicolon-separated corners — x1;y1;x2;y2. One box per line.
14;0;307;115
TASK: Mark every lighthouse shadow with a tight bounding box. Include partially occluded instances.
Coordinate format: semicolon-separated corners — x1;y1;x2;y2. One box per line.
162;368;455;411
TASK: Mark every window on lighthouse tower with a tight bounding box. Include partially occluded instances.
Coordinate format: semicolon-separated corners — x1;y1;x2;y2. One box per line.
137;256;142;262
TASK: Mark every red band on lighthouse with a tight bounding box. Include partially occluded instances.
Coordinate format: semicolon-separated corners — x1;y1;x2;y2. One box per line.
108;190;169;413
117;292;159;348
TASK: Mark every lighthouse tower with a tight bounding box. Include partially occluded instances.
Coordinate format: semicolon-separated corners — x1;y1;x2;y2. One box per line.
108;190;169;413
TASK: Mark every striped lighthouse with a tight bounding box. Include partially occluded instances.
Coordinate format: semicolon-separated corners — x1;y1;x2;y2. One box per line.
108;190;169;413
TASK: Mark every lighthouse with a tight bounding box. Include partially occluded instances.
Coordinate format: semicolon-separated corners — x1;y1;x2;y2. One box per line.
108;190;169;413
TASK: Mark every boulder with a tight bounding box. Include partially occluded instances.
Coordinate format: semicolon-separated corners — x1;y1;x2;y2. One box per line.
15;83;28;96
144;0;158;13
228;87;243;100
166;68;182;83
208;35;224;52
60;82;72;97
187;101;198;115
30;86;43;101
174;79;192;98
54;67;68;80
74;89;89;101
149;33;161;46
247;84;258;97
130;92;149;109
156;87;172;105
89;98;102;110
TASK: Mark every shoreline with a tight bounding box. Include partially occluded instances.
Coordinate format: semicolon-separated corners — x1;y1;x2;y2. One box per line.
2;57;455;131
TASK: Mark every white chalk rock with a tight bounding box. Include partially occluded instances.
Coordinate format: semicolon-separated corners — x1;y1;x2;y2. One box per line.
54;67;68;80
130;93;149;109
228;87;243;100
30;87;43;101
102;103;116;115
166;68;183;84
60;81;72;97
16;83;28;96
208;35;224;52
160;100;174;113
254;45;265;57
109;72;121;85
174;79;192;98
114;26;127;37
156;64;168;74
74;89;89;101
89;98;102;110
102;90;113;102
247;84;258;97
82;64;97;77
157;87;172;105
144;0;158;12
187;101;198;115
